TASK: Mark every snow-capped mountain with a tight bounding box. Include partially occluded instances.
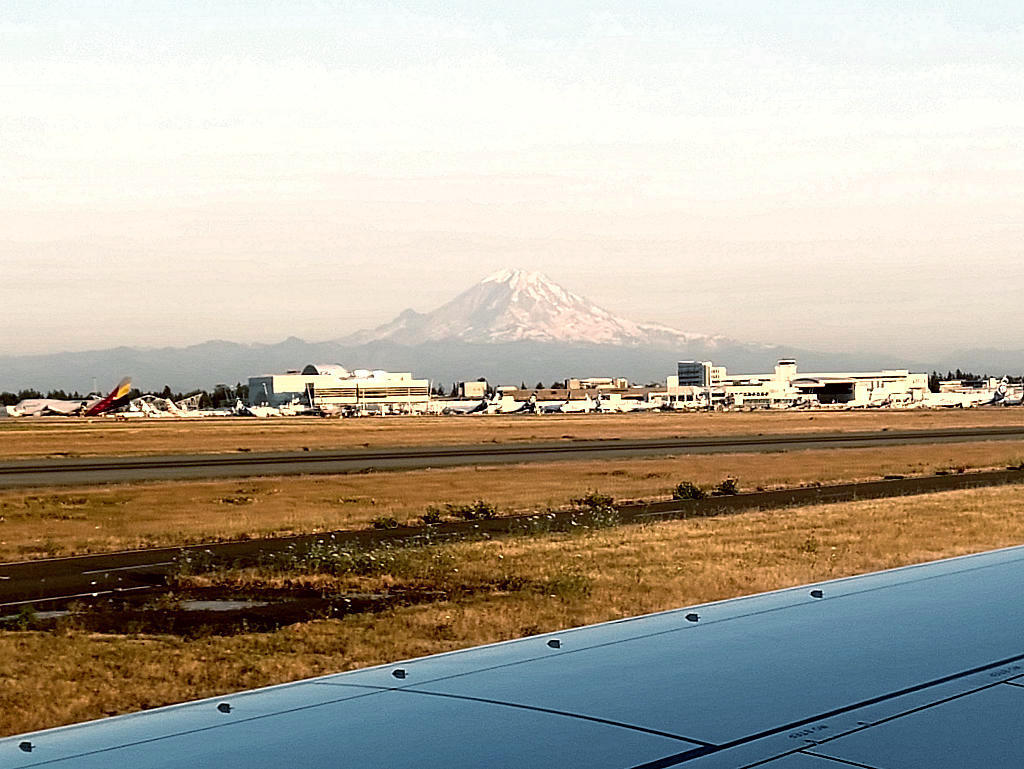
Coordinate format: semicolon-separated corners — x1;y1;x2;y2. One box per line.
343;268;720;348
0;269;941;392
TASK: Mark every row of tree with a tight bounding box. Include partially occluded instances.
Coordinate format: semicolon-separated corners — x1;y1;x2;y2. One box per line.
429;381;596;395
924;370;1023;393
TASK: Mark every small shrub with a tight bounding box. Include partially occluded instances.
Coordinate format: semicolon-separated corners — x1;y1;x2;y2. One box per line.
419;507;443;525
259;536;455;581
218;495;255;505
564;491;619;532
171;548;219;577
475;501;498;519
570;491;614;510
15;605;37;630
797;536;819;554
446;500;498;521
711;478;740;496
672;481;706;500
40;539;63;557
492;574;531;592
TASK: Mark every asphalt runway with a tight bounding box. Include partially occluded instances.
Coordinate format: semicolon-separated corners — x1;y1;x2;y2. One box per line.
2;466;1023;611
2;426;1024;488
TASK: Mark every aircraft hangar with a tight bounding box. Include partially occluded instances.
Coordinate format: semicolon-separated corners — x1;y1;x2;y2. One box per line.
668;359;929;408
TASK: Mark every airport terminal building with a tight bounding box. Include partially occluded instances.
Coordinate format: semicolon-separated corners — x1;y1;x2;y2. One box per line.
667;360;928;408
249;364;431;413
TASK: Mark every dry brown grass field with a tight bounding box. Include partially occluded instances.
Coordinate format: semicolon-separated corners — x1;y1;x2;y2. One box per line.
3;440;1024;561
3;484;1024;737
2;408;1024;460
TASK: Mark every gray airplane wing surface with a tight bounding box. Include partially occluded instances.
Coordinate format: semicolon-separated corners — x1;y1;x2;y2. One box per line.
5;545;1024;768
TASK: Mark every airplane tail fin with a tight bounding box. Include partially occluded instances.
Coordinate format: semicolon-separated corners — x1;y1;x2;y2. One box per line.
994;376;1010;402
83;377;133;416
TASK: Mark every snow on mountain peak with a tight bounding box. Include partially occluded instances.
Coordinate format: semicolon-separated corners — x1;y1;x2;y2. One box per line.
343;268;716;348
481;267;529;285
481;268;581;305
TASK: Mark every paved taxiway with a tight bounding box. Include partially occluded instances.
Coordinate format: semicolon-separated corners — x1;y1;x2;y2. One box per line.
2;426;1024;488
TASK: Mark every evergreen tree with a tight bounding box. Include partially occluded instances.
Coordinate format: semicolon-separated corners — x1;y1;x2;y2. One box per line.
211;384;234;408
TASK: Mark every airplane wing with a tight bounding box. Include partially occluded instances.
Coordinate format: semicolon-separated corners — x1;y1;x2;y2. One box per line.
39;401;87;416
5;545;1024;767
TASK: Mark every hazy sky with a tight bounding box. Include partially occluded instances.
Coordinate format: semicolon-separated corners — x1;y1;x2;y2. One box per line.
2;1;1022;357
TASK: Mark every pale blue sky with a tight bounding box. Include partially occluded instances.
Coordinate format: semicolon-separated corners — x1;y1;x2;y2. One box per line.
2;2;1022;356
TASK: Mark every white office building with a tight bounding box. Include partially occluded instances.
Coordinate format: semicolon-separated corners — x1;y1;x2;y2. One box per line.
668;360;928;408
249;364;430;413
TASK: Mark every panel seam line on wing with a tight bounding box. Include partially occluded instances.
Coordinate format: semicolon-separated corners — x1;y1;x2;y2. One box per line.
4;689;385;768
623;651;1024;768
394;687;715;746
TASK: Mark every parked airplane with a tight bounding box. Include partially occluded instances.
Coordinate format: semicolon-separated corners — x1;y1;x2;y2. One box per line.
436;398;489;415
532;398;565;414
559;394;597;414
235;396;316;418
484;393;529;414
922;377;1012;408
1;378;132;417
235;399;283;418
597;394;630;413
531;394;597;414
597;394;660;413
125;393;208;418
993;377;1024;406
7;546;1024;767
1000;390;1024;406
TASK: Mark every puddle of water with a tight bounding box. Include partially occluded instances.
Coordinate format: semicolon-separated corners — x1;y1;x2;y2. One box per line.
0;610;70;622
178;599;269;612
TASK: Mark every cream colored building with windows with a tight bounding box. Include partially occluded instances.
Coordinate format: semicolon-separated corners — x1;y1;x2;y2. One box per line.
667;360;928;408
249;364;430;413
